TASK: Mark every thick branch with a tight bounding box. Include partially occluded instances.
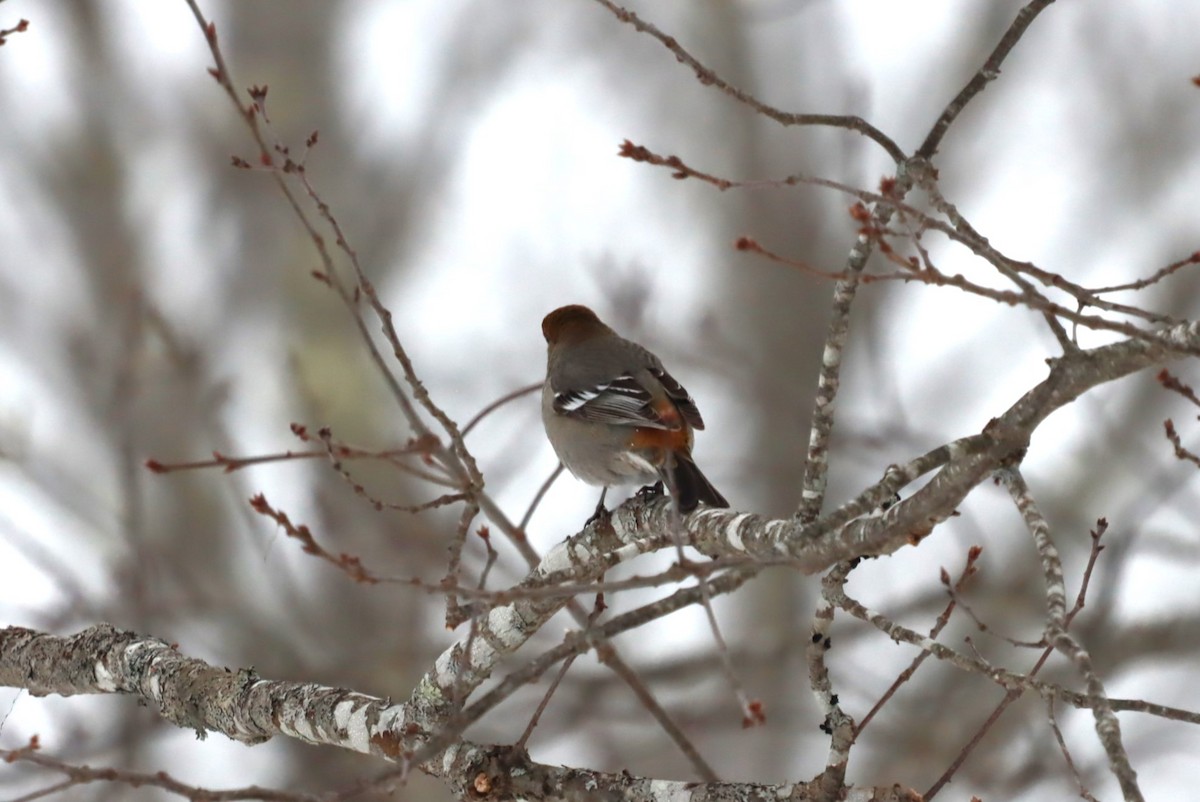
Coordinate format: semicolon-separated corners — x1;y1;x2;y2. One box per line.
1;624;928;802
684;320;1200;568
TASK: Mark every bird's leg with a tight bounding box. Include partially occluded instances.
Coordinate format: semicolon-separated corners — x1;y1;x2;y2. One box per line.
586;487;610;526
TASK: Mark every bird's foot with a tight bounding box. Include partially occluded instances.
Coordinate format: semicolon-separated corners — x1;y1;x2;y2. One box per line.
635;481;665;502
585;500;612;528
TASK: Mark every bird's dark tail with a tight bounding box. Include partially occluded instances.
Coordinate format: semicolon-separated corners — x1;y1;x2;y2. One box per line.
663;452;728;514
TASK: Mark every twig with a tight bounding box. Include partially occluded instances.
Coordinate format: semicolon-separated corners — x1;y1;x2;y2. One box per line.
316;426;465;513
450;525;499;715
145;435;449;481
998;468;1143;802
0;15;29;45
1158;368;1200;407
624;141;1190;352
1091;251;1200;294
248;494;378;584
855;546;983;736
1163;419;1200;468
925;519;1108;799
811;563;856;798
461;381;541;437
2;740;318;802
907;160;1075;351
1047;700;1102;802
442;501;482;628
514;591;607;752
182;0;485;517
591;0;906;163
593;635;722;782
825;589;1200;723
517;463;565;532
915;0;1059;159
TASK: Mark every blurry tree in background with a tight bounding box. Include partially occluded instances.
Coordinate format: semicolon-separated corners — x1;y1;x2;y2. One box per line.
1;1;1199;800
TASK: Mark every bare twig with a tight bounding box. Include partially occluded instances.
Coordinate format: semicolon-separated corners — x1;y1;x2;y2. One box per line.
623;142;1192;352
443;501;482;628
915;0;1059;159
1163;419;1200;468
824;592;1200;724
593;636;722;782
249;494;379;584
591;1;906;162
1047;700;1102;802
145;436;445;477
1158;368;1200;407
998;468;1143;801
316;426;466;513
182;0;485;519
2;739;319;802
517;463;565;532
514;592;606;752
0;15;29;45
855;546;983;736
925;520;1108;799
462;381;542;437
1091;251;1200;294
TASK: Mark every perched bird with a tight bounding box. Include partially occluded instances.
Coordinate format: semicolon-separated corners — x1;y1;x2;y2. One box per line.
541;304;729;516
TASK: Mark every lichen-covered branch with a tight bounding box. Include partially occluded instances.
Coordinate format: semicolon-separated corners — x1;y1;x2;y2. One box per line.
999;468;1144;802
2;624;933;801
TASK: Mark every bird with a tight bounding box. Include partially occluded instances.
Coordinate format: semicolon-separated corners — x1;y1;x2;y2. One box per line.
540;304;728;517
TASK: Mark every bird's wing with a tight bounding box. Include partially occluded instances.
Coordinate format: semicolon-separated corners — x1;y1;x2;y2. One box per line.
554;369;704;430
647;367;705;431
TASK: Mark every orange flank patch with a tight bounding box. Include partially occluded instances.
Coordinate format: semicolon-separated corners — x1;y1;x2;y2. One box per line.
630;426;691;451
651;398;683;427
